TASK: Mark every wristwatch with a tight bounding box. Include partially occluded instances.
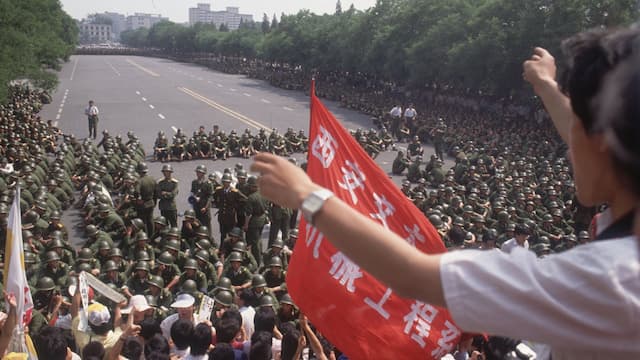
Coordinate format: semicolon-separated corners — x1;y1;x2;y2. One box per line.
301;189;334;226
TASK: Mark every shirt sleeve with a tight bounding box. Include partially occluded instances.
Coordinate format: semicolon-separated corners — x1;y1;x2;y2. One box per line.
439;239;640;351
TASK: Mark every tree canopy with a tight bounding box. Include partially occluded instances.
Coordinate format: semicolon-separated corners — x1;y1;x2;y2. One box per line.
0;0;78;102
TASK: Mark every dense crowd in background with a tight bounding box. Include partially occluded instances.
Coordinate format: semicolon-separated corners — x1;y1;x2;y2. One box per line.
0;52;599;359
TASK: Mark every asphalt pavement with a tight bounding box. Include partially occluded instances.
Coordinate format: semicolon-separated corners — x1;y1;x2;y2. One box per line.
38;55;445;248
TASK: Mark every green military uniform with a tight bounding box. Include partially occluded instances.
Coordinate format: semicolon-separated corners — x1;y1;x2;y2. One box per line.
99;210;126;243
191;169;213;235
269;204;291;247
223;266;252;288
136;170;157;236
213;180;245;241
157;174;179;227
243;186;268;266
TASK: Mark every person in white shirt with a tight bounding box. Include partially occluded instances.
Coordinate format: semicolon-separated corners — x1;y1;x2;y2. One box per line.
85;100;99;139
251;26;640;359
403;104;417;135
160;294;197;340
500;224;530;254
389;104;403;140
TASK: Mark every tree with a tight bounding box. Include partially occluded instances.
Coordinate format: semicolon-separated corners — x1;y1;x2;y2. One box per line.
262;13;270;33
271;13;279;30
219;23;229;32
336;0;343;15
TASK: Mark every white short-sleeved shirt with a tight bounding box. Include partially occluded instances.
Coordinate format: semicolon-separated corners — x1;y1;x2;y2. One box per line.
500;238;529;254
440;236;640;359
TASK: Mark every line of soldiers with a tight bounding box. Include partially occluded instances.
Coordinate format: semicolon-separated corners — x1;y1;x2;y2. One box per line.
153;126;309;162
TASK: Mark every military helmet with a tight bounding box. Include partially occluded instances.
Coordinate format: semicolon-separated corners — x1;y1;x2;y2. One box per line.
228;251;243;263
258;295;275;309
97;240;111;251
195;226;209;237
44;250;60;262
280;293;295;306
453;216;465;226
147;275;165;288
484;229;498;241
135;261;150;272
578;231;590;240
145;295;158;307
102;260;118;272
48;238;64;250
161;164;173;172
36;276;56;292
78;248;93;261
184;209;195;219
232;241;247;253
506;223;516;232
271;239;284;249
214;290;234;307
196;239;212;250
428;214;443;228
98;203;110;213
184;258;198;270
221;174;232;183
181;279;198;294
154;216;168;226
247;176;258;186
267;256;283;268
236;170;247;179
22;230;34;239
497;211;509;222
165;239;181;252
137;162;149;173
166;227;180;238
50;211;61;220
251;274;267;289
289;228;299;239
135;250;151;262
157;251;175;266
131;218;145;230
229;227;243;238
24;252;37;264
463;205;474;213
136;231;149;241
195;250;209;263
109;248;123;258
195;164;207;174
216;277;232;292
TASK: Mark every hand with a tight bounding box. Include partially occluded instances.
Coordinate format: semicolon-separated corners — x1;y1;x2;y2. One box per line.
299;313;309;329
251;153;320;209
4;292;16;310
523;47;557;91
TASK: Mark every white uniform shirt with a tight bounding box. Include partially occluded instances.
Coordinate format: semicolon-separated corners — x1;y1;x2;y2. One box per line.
404;107;417;119
389;106;402;118
86;105;99;116
440;236;640;359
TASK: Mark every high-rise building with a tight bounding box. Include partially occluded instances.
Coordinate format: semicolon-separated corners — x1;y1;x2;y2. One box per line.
126;13;170;31
188;3;253;30
78;22;113;44
101;12;126;40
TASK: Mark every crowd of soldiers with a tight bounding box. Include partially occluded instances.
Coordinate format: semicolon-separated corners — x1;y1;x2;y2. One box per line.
152;125;309;162
0;52;601;358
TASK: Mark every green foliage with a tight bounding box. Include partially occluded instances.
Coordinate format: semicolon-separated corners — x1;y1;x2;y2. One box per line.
0;0;78;103
120;0;638;96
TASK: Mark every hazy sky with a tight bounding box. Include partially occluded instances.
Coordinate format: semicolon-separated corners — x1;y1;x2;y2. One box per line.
60;0;378;23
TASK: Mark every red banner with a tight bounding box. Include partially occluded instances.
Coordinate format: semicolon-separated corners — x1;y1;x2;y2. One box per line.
286;83;461;359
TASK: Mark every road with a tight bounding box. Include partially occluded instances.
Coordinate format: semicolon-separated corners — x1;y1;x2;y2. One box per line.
39;55;440;247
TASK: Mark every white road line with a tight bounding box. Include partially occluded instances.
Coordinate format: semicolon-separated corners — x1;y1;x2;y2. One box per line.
149;104;155;109
198;77;203;81
136;91;141;95
261;99;271;104
55;114;61;120
158;114;166;119
283;106;293;111
105;60;121;76
58;108;63;113
64;89;69;94
207;80;212;83
217;84;223;88
142;97;147;102
230;88;237;92
243;93;251;97
70;58;79;81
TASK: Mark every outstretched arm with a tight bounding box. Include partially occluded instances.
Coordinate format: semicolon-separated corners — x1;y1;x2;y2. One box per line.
251;153;445;306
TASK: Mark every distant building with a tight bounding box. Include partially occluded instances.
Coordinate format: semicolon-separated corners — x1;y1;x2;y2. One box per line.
126;13;169;31
79;22;113;44
101;12;126;40
188;3;253;30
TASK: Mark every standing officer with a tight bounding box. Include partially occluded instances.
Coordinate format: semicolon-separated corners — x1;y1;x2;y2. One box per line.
213;173;246;242
243;176;268;267
190;165;212;235
157;164;179;227
136;162;157;236
84;100;99;139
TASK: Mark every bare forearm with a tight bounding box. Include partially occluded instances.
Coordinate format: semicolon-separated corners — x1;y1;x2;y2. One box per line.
535;79;572;144
312;197;445;306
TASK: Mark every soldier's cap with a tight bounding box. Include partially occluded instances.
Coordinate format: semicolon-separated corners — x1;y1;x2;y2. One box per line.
171;293;195;308
121;295;151;314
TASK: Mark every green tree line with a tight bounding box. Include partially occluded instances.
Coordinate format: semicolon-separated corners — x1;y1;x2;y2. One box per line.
0;0;78;103
122;0;637;98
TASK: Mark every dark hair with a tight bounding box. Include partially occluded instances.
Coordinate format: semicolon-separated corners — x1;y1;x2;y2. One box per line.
140;317;162;341
170;319;194;350
595;51;640;196
144;334;170;358
514;224;530;236
34;326;68;360
560;27;640;133
249;331;273;360
209;342;235;360
254;306;276;333
82;341;105;360
214;317;241;344
221;308;243;327
145;352;170;360
281;329;301;360
449;226;466;246
88;320;112;335
121;336;144;360
190;323;213;355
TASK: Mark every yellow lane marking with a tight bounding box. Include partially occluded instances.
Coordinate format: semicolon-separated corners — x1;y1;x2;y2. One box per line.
126;58;160;77
178;87;271;132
